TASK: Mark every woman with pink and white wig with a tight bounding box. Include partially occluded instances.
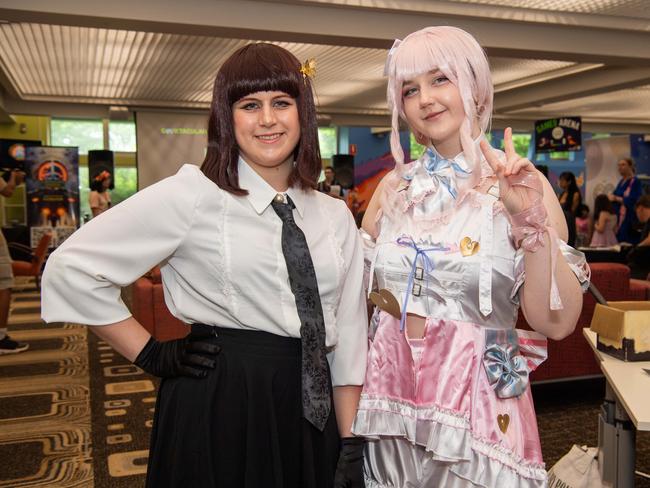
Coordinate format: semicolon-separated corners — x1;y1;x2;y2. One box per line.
351;26;590;487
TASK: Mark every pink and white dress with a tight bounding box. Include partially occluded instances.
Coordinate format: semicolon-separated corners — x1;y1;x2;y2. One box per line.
352;143;590;488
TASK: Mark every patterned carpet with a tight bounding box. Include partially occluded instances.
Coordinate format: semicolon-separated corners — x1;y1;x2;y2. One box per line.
0;284;648;487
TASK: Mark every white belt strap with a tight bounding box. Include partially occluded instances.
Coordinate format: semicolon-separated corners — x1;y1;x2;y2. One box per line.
479;196;494;316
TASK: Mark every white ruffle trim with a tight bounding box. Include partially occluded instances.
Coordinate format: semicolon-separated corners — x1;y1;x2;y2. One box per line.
353;395;547;486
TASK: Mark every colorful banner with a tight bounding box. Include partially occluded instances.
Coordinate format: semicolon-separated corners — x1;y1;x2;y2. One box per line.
25;146;79;248
535;117;582;153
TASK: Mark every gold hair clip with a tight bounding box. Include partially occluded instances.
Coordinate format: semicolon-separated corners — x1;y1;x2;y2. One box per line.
299;58;316;81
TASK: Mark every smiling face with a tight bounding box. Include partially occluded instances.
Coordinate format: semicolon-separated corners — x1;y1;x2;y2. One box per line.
232;90;301;174
401;70;469;158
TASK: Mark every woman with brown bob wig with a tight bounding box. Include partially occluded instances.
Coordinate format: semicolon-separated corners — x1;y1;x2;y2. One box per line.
41;43;368;487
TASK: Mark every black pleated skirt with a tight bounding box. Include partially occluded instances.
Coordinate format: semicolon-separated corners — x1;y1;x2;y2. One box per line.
145;325;340;488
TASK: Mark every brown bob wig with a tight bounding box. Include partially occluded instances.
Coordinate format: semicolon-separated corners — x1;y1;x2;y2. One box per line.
200;43;321;195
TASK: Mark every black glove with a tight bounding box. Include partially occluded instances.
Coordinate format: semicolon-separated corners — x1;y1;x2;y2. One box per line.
134;330;220;379
334;436;365;488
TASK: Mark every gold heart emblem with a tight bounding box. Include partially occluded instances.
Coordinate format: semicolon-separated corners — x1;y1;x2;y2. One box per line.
497;414;510;434
460;236;480;257
369;289;401;319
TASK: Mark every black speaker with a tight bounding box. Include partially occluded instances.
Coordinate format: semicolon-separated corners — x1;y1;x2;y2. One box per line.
88;150;115;189
331;154;354;189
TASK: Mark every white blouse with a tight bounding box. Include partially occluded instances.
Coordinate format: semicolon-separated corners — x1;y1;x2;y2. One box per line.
89;190;111;213
41;159;368;386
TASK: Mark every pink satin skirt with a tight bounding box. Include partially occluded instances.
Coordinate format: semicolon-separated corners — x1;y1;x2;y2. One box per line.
352;311;548;488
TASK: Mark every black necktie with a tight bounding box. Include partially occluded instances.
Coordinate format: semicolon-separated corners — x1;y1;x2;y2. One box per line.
271;194;331;431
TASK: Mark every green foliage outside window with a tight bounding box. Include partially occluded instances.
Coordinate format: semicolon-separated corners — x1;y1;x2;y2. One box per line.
497;133;531;158
51;119;103;155
109;121;137;152
550;151;571;160
410;133;426;161
79;166;138;222
112;167;138;204
512;133;531;158
53;119;139;222
318;127;337;159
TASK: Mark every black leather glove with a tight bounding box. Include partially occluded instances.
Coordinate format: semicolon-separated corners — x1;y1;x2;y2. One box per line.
134;330;221;379
334;436;365;488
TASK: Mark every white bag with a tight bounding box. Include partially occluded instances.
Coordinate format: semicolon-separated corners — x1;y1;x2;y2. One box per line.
547;445;612;488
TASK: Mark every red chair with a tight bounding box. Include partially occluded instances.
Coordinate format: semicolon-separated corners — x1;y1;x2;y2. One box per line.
132;267;189;341
517;262;647;382
9;232;53;288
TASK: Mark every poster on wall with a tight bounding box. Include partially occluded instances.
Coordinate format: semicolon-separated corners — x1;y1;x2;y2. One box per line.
535;117;582;153
25;146;79;248
0;139;42;176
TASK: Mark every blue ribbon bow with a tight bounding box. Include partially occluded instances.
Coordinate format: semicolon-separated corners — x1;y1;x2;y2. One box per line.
483;341;529;399
422;148;472;200
395;236;448;331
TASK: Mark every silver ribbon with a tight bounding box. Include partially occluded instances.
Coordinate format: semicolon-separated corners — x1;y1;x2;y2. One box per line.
483;329;529;399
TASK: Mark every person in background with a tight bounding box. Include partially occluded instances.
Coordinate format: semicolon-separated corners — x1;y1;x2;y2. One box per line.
0;170;29;354
590;194;618;247
317;166;344;197
627;194;650;279
535;166;576;246
574;204;591;248
41;43;367;488
609;157;642;244
558;171;582;214
89;170;112;217
635;194;650;246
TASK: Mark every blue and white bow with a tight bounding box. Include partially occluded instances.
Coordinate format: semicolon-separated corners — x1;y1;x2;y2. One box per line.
483;331;529;399
401;149;473;215
422;148;472;200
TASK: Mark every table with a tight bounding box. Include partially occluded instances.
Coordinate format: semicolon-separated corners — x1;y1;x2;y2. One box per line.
583;328;650;487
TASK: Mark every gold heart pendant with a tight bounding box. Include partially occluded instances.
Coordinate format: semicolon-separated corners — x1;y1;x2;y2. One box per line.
460;236;480;257
369;289;402;319
497;414;510;434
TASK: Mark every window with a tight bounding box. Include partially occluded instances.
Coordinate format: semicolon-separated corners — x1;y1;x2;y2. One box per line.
494;132;531;158
50;119;103;155
112;167;138;205
109;121;137;152
318;127;337;159
550;151;571;160
410;133;426;161
512;133;531;158
52;119;139;222
79;166;90;222
79;166;138;222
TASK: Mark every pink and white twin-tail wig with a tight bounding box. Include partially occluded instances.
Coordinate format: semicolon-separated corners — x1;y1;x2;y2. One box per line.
382;26;494;219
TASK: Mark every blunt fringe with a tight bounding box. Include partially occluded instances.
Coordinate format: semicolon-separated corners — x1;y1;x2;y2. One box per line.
201;43;321;195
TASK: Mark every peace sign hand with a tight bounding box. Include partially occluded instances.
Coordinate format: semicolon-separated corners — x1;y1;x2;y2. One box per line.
479;127;541;216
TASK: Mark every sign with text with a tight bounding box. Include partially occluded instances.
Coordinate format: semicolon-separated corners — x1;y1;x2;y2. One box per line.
534;117;582;153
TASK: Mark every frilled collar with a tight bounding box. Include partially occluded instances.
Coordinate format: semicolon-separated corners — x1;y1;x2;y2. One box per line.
400;133;489;213
238;156;306;218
